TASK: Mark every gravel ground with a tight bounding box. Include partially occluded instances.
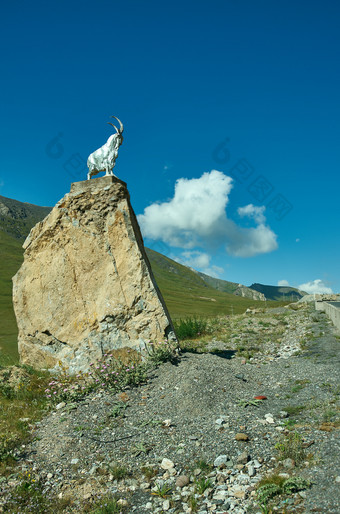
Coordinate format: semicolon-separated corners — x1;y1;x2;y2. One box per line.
1;305;339;513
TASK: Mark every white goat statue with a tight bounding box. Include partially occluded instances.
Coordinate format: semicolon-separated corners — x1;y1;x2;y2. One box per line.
87;116;124;180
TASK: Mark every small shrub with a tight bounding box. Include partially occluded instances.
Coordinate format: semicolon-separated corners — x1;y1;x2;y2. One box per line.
90;354;148;392
275;431;306;464
257;482;281;504
146;340;178;365
282;476;311;494
108;463;129;481
173;317;207;340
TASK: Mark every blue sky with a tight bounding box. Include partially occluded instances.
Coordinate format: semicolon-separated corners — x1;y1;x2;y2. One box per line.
1;0;339;293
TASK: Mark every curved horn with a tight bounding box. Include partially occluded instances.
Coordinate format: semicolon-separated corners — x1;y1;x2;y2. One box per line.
111;115;124;133
107;122;119;133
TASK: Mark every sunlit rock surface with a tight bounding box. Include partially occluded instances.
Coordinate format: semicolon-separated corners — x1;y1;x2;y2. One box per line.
13;176;175;373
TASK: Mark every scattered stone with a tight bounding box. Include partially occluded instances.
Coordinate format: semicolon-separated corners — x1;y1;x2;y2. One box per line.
161;458;175;470
264;413;275;424
233;489;246;499
215;417;228;426
176;475;190;488
214;455;229;467
247;465;256;477
282;458;295;469
235;433;249;441
162;499;170;510
56;402;66;410
236;451;250;464
70;458;79;465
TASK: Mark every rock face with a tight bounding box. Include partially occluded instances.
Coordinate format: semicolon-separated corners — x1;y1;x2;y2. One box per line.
234;284;266;301
13;176;176;373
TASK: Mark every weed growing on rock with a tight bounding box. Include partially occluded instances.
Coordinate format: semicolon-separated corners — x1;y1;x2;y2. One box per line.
107;463;129;481
275;431;306;464
87;493;129;513
109;401;128;418
151;480;173;498
194;458;213;473
238;398;264;408
194;476;213;494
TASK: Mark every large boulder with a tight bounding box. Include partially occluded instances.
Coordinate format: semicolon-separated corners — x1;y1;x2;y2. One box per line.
13;176;176;373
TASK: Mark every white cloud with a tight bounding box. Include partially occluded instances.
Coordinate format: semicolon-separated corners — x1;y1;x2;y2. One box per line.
298;279;333;294
178;251;211;269
238;204;266;224
174;250;224;278
296;238;300;243
138;170;278;258
278;279;290;286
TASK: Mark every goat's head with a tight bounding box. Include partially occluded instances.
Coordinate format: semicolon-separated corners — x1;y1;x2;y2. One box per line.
107;115;124;135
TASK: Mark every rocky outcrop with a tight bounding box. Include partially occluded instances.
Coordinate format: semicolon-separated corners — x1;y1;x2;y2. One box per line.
234;284;266;301
13;176;176;373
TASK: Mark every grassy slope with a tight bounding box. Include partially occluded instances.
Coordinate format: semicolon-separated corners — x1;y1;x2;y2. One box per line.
145;248;280;319
0;231;23;361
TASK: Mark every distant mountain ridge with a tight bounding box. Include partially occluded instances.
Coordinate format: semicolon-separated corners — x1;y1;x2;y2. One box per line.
193;270;266;301
0;195;51;240
249;283;306;301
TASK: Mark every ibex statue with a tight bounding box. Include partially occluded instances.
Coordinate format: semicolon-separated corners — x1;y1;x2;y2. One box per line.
87;116;124;180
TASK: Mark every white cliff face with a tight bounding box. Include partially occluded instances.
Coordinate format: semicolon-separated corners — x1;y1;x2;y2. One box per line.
13;176;175;373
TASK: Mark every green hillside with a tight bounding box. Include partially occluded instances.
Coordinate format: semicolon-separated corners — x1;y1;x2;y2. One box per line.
0;195;51;240
0;231;24;361
249;282;306;301
145;248;280;319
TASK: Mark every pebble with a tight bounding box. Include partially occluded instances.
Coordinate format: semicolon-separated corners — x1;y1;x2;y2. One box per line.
56;402;66;410
176;475;190;488
161;458;175;470
235;433;249;441
282;458;295;469
247;465;256;477
214;455;229;467
162;499;170;510
236;451;250;464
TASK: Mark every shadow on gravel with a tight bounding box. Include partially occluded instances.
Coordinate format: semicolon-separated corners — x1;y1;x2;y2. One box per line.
210;349;236;360
180;348;236;360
